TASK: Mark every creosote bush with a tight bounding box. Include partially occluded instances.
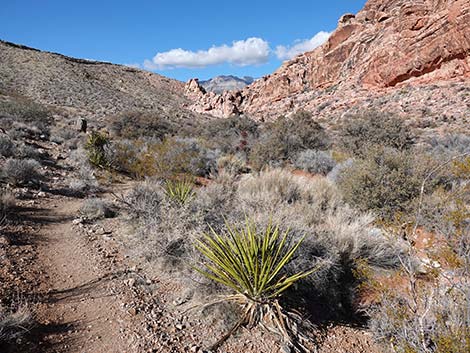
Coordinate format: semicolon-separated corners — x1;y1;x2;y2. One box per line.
337;147;422;221
250;110;330;170
338;111;414;156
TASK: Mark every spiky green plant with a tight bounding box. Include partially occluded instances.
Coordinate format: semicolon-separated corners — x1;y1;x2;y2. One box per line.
85;131;110;168
194;220;318;351
164;178;194;205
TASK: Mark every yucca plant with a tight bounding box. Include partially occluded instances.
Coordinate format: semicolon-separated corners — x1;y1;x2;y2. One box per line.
85;131;110;168
194;220;318;351
164;178;195;205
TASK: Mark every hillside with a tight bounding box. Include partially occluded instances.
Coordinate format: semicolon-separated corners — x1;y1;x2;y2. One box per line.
0;40;206;125
185;0;470;130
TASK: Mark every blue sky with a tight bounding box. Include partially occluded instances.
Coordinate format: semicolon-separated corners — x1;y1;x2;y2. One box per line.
1;0;366;82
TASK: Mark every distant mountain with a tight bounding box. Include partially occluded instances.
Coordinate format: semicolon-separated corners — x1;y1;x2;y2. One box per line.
199;75;254;94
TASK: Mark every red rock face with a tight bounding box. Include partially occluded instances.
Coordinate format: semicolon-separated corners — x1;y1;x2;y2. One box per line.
185;0;470;121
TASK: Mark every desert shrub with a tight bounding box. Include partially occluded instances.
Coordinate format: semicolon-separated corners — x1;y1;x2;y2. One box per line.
68;148;100;194
338;111;414;156
85;131;111;168
0;305;33;345
0;97;52;139
80;198;116;220
110;111;177;140
164;178;195;205
171;137;220;177
250;110;329;170
369;280;470;353
427;133;470;157
337;147;422;221
127;170;404;329
217;154;249;176
119;137;219;179
294;150;336;175
0;98;50;124
327;158;354;183
1;158;41;185
236;169;404;319
17;144;43;160
0;189;15;220
0;136;15;157
50;125;77;145
194;115;259;155
126;180;163;219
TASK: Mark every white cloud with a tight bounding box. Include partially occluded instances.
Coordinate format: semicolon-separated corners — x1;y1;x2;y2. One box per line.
275;31;331;61
144;37;270;70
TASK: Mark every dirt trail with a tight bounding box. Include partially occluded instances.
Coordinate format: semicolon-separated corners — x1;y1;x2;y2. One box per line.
29;196;136;353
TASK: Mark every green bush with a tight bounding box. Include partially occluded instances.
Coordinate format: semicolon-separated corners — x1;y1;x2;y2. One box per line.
110;111;177;140
193;115;259;155
338;111;414;156
337;147;422;221
250;110;329;170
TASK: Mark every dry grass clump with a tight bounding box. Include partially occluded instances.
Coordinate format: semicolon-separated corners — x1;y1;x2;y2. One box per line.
0;136;15;158
1;158;41;186
80;198;116;220
294;149;336;175
0;305;33;345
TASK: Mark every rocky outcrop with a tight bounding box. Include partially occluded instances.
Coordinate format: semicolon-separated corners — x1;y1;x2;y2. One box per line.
185;0;470;120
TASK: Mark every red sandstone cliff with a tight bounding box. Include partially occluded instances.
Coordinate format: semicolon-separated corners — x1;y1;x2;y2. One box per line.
185;0;470;122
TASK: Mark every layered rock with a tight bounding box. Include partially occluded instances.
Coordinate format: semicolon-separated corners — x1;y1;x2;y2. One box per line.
185;0;470;122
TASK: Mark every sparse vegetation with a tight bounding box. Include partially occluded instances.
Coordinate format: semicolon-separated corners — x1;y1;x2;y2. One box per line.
2;158;41;186
80;198;116;220
0;305;33;345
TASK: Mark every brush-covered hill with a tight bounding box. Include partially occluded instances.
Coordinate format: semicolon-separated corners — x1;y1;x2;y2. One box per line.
0;40;207;125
